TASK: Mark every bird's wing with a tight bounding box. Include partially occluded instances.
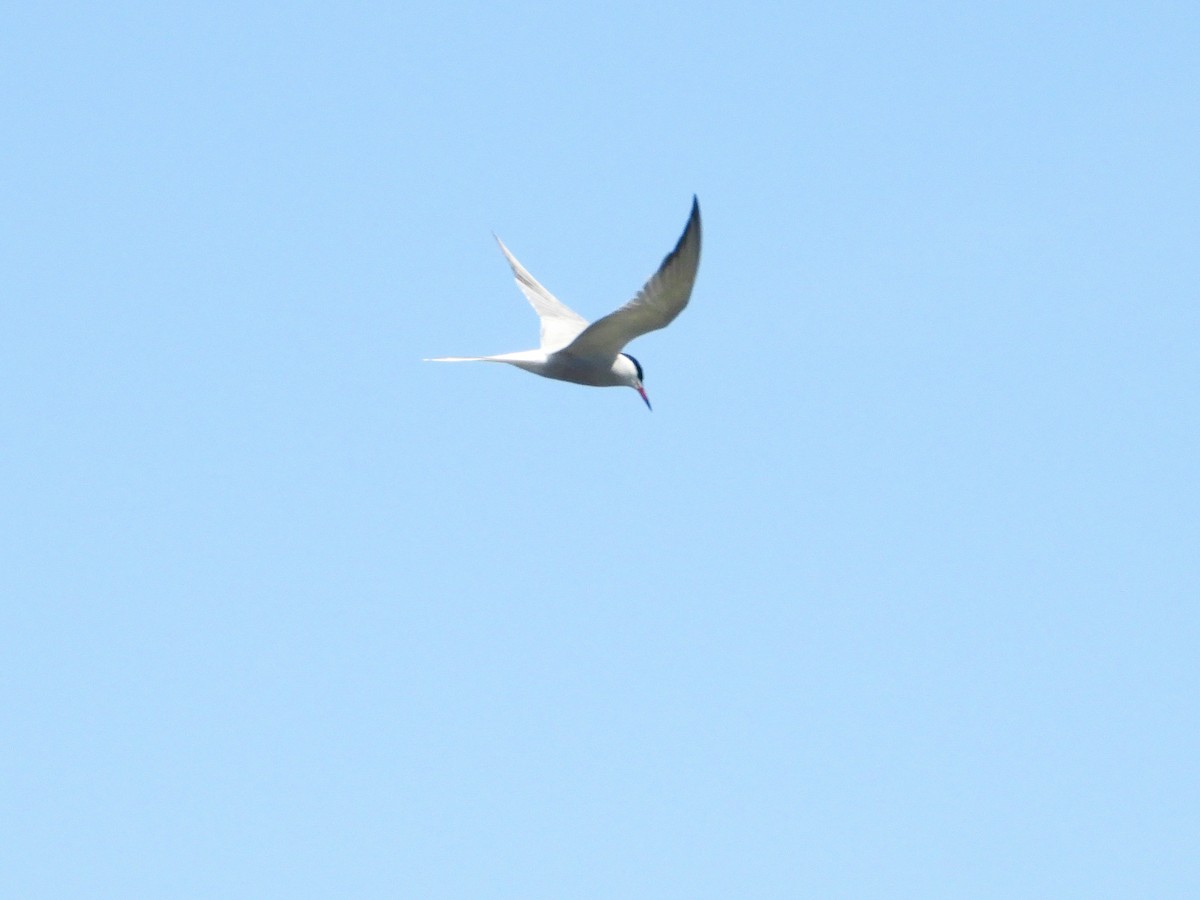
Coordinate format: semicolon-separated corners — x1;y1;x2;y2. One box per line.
562;196;701;359
494;235;590;352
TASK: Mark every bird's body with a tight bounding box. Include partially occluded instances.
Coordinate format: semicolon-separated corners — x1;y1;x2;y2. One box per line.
427;197;702;410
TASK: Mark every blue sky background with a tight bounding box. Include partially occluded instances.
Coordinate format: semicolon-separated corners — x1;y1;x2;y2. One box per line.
3;1;1197;896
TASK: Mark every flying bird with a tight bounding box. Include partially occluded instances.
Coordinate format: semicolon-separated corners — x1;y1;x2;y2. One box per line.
427;196;702;410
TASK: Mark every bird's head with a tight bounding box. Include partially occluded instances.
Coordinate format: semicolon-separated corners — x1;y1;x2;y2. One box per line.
619;353;651;411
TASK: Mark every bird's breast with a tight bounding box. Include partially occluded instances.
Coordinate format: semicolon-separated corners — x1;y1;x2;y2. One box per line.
540;352;626;387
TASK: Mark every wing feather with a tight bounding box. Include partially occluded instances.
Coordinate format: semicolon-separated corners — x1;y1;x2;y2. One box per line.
563;196;701;359
494;235;589;352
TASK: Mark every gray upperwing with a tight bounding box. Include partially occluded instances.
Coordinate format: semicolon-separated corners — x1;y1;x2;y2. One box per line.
563;196;701;359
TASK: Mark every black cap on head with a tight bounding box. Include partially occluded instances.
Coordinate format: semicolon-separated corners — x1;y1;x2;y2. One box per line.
621;353;644;382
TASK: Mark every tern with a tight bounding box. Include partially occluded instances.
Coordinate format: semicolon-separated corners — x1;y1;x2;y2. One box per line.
427;196;701;410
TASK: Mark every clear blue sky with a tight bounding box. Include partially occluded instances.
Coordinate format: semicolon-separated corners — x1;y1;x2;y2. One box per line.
3;2;1197;896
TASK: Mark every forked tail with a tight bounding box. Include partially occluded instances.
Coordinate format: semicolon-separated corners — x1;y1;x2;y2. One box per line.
424;350;546;365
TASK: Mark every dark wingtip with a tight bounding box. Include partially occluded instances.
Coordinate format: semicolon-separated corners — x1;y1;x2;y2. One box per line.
659;195;701;269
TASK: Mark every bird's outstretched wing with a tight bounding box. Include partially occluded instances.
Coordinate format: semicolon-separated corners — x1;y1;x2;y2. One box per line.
563;196;701;359
494;235;589;352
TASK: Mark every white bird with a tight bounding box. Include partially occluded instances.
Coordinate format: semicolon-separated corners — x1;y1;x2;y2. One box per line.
427;196;702;410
